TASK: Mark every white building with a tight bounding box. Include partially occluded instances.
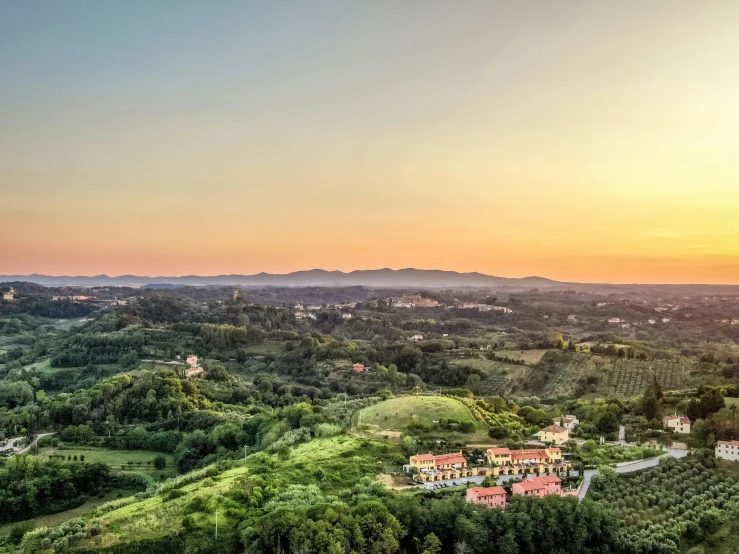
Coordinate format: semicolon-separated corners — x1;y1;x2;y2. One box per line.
715;440;739;462
663;415;691;434
607;318;621;324
552;415;579;432
408;334;424;342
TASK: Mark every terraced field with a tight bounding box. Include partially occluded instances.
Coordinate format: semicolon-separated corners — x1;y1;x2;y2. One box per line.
607;359;688;395
449;357;531;396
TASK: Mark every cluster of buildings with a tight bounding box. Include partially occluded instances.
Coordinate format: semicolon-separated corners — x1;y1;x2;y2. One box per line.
408;446;570;483
465;474;575;509
389;295;440;308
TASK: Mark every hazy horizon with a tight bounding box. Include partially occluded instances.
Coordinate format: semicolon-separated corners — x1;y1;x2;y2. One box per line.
3;1;739;283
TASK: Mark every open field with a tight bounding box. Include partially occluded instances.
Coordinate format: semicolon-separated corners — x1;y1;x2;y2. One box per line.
34;447;176;476
356;395;476;432
725;397;739;407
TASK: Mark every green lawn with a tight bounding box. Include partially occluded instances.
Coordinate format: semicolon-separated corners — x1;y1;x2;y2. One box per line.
34;447;176;476
357;395;476;431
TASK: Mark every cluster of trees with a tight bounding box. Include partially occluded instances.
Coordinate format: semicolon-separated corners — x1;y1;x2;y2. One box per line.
0;456;111;524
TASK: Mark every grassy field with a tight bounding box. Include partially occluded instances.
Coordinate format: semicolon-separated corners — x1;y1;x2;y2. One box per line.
34;447;176;477
356;395;476;432
725;397;739;407
0;489;138;537
57;436;387;549
494;349;550;364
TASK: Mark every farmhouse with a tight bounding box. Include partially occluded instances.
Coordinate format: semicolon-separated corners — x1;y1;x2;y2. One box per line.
552;415;579;431
466;486;507;508
2;288;16;301
352;363;365;373
715;440;739;462
185;367;205;379
408;334;424;342
663;415;691;434
534;425;569;444
512;475;562;497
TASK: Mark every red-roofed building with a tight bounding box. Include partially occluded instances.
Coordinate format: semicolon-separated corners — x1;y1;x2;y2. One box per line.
512;475;562;497
409;452;471;482
716;440;739;462
353;363;365;373
663;414;691;434
466;486;507;508
485;447;567;477
534;425;570;444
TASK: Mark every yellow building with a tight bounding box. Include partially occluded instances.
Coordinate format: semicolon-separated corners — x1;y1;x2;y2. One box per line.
534;425;569;445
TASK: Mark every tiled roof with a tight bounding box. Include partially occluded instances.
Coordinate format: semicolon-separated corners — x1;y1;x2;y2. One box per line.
539;425;567;433
411;454;435;462
488;448;512;456
467;486;506;498
434;453;466;465
717;440;739;447
514;475;560;491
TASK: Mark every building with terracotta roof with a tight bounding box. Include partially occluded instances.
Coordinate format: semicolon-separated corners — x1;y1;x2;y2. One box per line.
409;452;470;482
552;415;579;431
534;425;570;444
485;447;568;477
716;440;739;462
663;415;691;434
353;363;365;373
466;486;507;508
512;474;562;498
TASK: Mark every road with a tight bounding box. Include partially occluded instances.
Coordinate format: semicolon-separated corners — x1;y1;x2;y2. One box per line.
8;433;55;457
578;447;688;499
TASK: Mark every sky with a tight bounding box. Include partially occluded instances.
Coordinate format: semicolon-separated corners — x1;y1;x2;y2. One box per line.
2;0;739;284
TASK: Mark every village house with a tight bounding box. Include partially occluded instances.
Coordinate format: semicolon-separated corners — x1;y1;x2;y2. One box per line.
535;425;570;445
352;363;365;373
408;334;424;342
512;475;562;498
607;317;621;324
2;288;17;301
466;486;507;508
663;415;691;434
552;415;579;431
341;313;353;319
715;440;739;462
185;367;205;379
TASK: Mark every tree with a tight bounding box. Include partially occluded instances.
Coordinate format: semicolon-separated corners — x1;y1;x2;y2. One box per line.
421;533;442;554
153;455;167;470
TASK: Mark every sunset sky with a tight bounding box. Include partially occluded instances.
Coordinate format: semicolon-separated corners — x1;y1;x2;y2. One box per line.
2;1;739;283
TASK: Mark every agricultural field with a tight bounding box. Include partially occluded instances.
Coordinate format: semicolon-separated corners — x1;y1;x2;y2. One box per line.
356;395;477;433
607;359;688;396
588;454;739;553
724;397;739;407
34;447;176;477
540;353;604;399
494;348;550;365
449;356;531;396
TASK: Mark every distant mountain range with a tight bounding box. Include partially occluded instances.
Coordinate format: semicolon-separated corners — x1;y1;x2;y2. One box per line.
0;269;560;288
